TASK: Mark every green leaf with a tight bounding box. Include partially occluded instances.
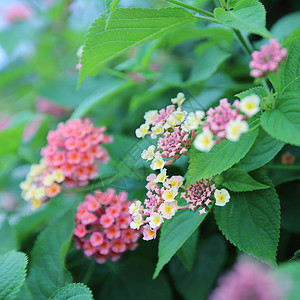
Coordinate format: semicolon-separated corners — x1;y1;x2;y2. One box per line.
27;211;74;300
186;129;258;186
214;171;280;265
223;168;269;192
276;260;300;300
169;235;226;300
261;94;300;146
0;219;19;254
99;257;172;300
214;0;272;38
105;0;121;29
79;8;197;84
71;77;132;119
49;283;93;300
235;86;268;100
0;125;24;157
176;228;198;271
187;45;230;84
276;36;300;97
290;249;300;261
153;210;207;279
271;12;300;42
0;251;28;300
235;127;284;172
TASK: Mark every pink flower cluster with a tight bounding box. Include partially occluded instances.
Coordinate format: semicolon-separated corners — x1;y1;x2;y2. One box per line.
157;127;190;158
182;179;216;215
250;39;287;78
204;98;245;142
209;256;285;300
73;188;141;263
41;118;112;188
153;105;176;125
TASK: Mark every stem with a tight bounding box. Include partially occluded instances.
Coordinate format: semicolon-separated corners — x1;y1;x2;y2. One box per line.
233;29;253;55
247;122;260;133
178;204;190;210
195;15;220;24
261;78;273;98
165;0;215;18
264;164;300;171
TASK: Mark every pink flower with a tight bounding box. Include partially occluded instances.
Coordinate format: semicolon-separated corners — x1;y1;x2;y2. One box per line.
209;256;286;300
250;39;287;78
73;188;141;263
35;97;69;117
3;1;34;24
143;225;157;241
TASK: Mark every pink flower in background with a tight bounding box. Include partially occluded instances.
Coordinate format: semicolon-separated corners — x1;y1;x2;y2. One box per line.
20;118;113;209
3;1;34;24
250;39;287;78
209;256;285;300
35;97;70;118
22;117;43;142
73;188;141;263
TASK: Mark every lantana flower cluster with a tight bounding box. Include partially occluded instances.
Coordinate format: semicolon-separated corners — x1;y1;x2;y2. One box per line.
131;93;231;241
250;39;287;78
194;95;260;152
73;188;141;263
20;118;113;209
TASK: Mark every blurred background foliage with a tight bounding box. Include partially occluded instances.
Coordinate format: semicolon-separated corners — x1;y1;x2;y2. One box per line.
0;0;300;299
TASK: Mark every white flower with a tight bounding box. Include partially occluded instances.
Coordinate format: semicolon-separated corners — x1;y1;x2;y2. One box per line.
135;123;149;138
129;200;142;215
172;111;187;125
155;168;167;183
144;110;158;124
35;187;46;200
141;145;156;161
194;130;215;152
150;123;164;139
171;92;186;106
24;186;37;201
214;189;230;206
240;94;260;117
165;176;184;188
20;180;31;191
149;212;164;229
225;120;248;142
52;169;65;183
43;174;54;186
130;213;143;230
162;187;178;202
150;155;165;170
29;164;43;176
158;201;177;219
164;115;176;129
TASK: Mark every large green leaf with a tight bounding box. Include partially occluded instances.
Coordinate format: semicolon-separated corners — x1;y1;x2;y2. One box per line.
261;94;300;146
26;211;74;300
223;168;269;192
214;0;272;38
176;228;198;271
276;36;300;97
235;127;284;172
186;129;258;186
0;219;19;254
49;283;93;300
79;8;197;84
0;251;28;300
99;257;172;300
169;235;226;300
187;45;230;84
235;86;268;100
214;172;280;265
153;210;207;279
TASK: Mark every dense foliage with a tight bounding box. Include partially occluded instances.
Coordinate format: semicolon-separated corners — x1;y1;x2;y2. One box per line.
1;0;300;299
